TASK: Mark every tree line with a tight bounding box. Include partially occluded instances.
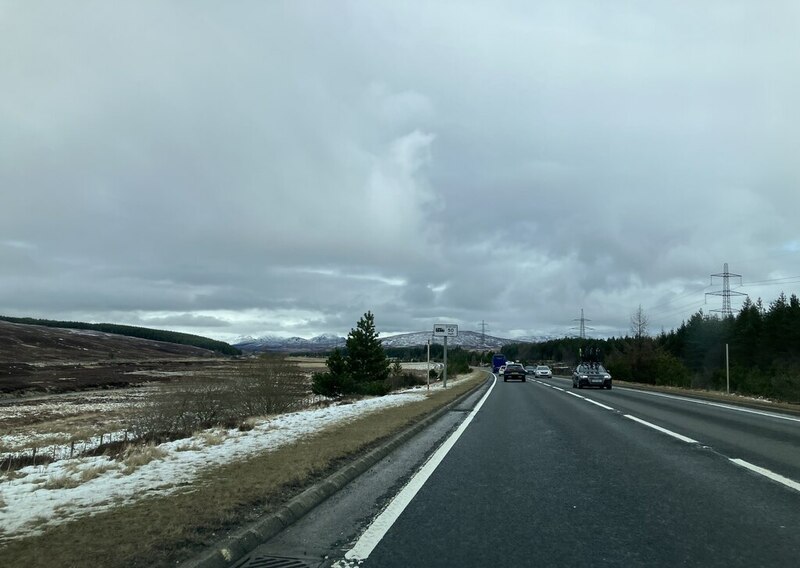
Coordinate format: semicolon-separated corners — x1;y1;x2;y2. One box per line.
499;292;800;403
0;315;241;356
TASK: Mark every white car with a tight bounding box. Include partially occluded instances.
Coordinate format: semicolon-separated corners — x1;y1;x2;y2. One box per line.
534;365;552;378
498;365;507;375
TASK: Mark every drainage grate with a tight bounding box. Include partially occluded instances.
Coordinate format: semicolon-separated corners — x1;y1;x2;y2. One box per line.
240;555;318;568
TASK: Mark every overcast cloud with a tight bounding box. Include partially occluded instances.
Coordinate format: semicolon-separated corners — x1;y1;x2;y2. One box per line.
2;1;799;342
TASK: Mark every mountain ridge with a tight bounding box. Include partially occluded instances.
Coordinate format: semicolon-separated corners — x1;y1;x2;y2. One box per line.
233;330;559;353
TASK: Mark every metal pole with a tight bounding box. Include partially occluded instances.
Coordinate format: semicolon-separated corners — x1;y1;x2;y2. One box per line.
426;339;430;391
443;336;448;388
726;343;730;394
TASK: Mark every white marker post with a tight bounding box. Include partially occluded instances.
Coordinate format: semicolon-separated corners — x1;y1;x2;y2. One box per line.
426;339;431;391
433;323;458;389
726;343;730;394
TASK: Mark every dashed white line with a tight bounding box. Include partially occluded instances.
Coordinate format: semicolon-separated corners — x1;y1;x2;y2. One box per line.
623;414;698;444
583;398;615;411
729;458;800;493
546;380;800;495
616;387;800;423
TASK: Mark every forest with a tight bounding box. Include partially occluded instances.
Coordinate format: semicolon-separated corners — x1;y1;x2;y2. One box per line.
501;293;800;403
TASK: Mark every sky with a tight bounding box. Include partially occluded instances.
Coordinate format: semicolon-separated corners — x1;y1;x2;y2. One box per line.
2;1;799;342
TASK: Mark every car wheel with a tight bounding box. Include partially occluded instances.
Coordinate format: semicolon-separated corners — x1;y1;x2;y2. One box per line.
522;377;526;382
503;377;507;382
577;382;583;389
572;380;576;388
607;383;612;390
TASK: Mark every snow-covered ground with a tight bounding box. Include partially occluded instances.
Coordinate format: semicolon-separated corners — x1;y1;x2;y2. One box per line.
0;388;154;456
401;362;444;371
0;390;429;543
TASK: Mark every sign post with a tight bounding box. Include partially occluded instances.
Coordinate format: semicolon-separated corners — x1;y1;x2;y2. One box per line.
433;323;458;388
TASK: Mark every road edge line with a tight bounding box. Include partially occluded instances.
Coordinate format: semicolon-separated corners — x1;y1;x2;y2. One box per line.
180;373;494;568
340;375;498;563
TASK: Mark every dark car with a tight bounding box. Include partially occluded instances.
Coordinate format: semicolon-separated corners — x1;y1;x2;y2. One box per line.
504;363;527;382
524;365;536;375
572;364;612;389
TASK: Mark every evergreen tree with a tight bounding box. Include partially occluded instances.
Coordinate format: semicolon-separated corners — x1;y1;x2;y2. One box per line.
326;348;347;376
345;311;390;383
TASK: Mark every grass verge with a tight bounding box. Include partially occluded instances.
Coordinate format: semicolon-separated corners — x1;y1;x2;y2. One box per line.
1;372;486;568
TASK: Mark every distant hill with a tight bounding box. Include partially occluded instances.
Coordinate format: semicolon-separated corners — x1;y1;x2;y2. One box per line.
0;316;240;356
0;319;223;364
233;330;556;353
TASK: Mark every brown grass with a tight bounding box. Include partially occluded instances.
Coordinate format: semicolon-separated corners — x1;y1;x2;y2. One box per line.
42;474;82;491
119;443;168;474
0;372;486;568
79;462;117;482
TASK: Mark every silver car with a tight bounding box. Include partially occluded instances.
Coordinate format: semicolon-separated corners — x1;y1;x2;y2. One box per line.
534;365;552;378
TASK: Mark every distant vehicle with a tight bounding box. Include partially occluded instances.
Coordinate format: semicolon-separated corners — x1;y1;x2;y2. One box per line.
503;363;526;382
524;365;536;375
572;364;612;389
534;365;552;378
498;365;507;375
492;354;507;373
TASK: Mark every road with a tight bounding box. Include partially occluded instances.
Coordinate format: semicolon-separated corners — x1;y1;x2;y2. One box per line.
240;374;800;568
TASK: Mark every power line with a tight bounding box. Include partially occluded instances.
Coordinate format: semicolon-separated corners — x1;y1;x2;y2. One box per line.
647;284;713;315
739;275;800;286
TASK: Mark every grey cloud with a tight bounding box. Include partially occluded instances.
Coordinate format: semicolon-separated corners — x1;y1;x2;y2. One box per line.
2;2;799;340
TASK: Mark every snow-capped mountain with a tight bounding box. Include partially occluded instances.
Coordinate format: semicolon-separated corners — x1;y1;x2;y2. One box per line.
379;330;511;349
234;334;346;353
233;330;556;353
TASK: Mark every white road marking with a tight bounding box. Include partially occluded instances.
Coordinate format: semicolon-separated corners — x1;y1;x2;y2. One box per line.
616;387;800;423
583;398;615;411
551;386;564;392
549;381;800;493
623;414;699;444
562;388;614;410
338;375;497;564
729;458;800;493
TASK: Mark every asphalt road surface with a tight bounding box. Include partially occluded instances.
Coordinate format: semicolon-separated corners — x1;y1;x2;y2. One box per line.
244;374;800;568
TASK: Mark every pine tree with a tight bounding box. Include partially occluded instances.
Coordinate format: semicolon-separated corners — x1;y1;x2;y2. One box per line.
326;348;347;376
345;311;390;383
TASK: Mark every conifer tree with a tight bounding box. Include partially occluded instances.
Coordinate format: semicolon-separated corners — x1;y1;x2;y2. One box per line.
345;311;390;383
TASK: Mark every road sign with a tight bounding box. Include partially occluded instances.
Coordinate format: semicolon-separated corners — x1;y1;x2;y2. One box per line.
433;323;458;337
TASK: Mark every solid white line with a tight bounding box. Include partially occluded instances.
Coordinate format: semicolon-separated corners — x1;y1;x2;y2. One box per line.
340;375;497;563
729;458;800;493
617;387;800;423
624;414;699;444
